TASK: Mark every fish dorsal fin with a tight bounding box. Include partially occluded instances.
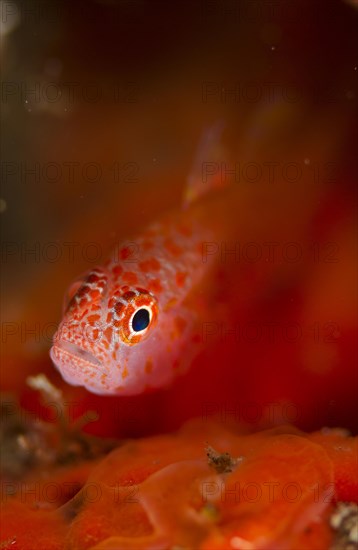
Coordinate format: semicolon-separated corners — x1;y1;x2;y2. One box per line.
183;121;230;208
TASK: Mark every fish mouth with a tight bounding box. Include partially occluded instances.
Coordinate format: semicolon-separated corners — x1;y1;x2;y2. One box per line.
51;340;103;372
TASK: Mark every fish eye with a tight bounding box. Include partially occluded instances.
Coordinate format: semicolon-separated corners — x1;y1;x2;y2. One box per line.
111;288;158;345
131;308;150;332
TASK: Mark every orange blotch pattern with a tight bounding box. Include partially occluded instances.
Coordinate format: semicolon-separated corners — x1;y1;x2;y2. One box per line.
121;290;136;302
87;314;101;324
148;279;163;294
122;272;139;285
174;316;187;334
139;258;161;273
121;364;129;379
145;358;153;374
175;271;187;288
119;247;132;260
164;298;177;311
112;265;123;276
164;238;183;257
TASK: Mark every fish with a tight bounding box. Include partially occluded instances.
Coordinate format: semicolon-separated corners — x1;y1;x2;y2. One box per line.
50;124;238;395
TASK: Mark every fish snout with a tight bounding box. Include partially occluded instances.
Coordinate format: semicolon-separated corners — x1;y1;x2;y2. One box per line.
50;339;106;386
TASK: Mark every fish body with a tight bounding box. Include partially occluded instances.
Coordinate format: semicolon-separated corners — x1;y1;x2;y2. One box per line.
51;127;236;395
51;207;218;394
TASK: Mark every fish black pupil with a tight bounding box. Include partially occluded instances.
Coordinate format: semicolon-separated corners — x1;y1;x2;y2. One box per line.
132;308;150;332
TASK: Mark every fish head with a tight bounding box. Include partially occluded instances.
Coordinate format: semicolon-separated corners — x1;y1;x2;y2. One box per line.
50;265;195;395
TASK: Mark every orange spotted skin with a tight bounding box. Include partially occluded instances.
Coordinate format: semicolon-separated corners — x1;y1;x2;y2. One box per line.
50;207;218;395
